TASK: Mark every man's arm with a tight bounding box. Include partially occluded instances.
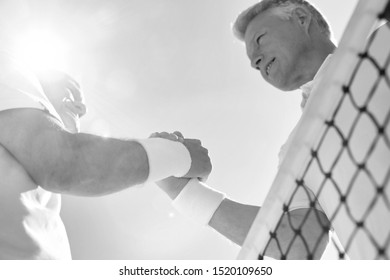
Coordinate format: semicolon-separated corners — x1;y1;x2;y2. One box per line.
210;199;329;259
0;108;210;196
0;108;148;196
157;176;329;259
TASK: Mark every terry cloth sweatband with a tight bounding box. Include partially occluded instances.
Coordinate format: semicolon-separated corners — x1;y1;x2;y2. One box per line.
172;178;226;225
137;138;191;182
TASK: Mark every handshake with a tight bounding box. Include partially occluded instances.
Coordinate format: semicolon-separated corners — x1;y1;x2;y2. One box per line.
148;131;212;181
146;131;224;227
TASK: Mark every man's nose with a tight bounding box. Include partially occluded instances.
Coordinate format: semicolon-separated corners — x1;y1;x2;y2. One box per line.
251;55;263;70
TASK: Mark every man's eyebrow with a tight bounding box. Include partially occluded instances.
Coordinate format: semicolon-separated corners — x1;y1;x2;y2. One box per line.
250;32;257;43
245;30;257;48
250;26;265;42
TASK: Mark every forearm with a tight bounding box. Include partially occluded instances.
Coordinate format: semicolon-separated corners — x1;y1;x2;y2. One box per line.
47;132;149;196
157;178;258;245
158;177;190;200
211;199;329;259
158;178;329;259
209;198;259;246
0;108;150;196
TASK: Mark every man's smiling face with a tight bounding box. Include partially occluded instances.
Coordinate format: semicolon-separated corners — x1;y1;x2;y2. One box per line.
244;7;313;91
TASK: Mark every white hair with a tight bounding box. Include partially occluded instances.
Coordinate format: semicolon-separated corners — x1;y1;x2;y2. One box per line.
233;0;332;41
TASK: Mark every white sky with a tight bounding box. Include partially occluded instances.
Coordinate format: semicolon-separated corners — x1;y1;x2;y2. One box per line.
0;0;359;259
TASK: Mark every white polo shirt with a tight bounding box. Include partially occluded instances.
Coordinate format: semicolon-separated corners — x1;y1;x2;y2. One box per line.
277;55;332;212
0;53;72;259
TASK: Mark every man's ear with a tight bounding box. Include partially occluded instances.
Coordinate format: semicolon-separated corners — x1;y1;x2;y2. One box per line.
293;7;312;34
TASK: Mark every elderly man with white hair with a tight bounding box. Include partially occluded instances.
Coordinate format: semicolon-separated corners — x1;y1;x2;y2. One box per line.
155;0;336;260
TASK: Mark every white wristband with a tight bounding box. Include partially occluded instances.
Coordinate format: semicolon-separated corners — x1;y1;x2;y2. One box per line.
137;138;191;182
172;178;225;226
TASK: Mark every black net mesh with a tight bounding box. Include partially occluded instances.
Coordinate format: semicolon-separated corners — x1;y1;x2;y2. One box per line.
258;2;390;260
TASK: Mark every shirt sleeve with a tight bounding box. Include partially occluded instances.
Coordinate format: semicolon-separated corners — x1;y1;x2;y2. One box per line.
278;126;324;213
288;186;324;212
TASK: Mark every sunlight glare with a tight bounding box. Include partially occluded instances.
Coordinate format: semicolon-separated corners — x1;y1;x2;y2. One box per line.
13;29;69;71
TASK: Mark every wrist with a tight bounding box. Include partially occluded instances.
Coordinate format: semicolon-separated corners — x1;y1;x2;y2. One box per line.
137;138;191;182
172;178;225;226
157;177;190;200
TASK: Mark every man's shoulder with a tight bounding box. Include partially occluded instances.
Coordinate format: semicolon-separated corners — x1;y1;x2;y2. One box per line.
0;83;45;112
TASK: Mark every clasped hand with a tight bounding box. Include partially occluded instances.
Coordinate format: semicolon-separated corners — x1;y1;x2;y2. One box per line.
149;131;212;181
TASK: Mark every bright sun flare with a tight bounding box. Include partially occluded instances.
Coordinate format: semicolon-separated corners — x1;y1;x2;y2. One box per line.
13;29;69;71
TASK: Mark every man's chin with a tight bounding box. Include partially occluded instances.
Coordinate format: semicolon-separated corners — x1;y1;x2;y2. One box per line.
271;82;297;92
271;78;301;92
